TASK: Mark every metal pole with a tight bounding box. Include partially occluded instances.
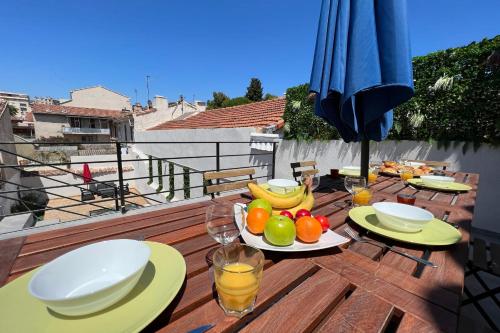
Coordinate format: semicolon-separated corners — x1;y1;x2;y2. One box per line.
271;142;276;179
116;141;126;213
216;142;220;196
361;139;369;181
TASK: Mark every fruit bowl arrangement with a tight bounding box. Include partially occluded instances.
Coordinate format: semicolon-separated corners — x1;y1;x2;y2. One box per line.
234;182;349;252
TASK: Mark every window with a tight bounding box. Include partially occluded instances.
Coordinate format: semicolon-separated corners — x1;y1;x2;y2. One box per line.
89;119;96;128
70;118;81;128
20;103;27;107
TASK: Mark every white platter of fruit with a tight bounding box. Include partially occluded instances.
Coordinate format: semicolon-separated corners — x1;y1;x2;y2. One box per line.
233;182;349;252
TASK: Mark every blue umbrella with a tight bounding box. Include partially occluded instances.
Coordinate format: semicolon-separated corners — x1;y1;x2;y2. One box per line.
309;0;414;178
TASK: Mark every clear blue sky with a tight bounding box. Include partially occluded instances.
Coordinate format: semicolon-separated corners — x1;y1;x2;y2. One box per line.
0;0;498;104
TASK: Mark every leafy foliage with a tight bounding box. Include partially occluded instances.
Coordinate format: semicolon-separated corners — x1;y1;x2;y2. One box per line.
264;93;277;100
245;78;264;102
156;159;163;193
285;36;500;145
207;92;229;109
167;162;175;201
147;155;153;185
389;35;500;145
7;105;18;116
183;167;190;199
221;96;251;108
282;84;340;141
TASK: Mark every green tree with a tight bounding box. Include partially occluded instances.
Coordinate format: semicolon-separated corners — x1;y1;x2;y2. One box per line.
221;96;251;108
245;78;263;102
207;91;229;109
264;93;277;100
7;105;18;116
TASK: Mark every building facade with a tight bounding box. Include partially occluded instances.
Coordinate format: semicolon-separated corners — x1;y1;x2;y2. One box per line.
0;91;31;119
61;86;132;111
32;104;133;142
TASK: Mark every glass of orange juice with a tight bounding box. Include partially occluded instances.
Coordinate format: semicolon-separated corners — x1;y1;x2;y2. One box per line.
399;168;414;183
352;187;373;206
213;244;264;317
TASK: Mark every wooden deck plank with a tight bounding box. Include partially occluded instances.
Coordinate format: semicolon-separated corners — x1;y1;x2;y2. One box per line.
239;269;351;333
0;236;25;286
315;289;394;333
156;259;319;333
397;313;441;333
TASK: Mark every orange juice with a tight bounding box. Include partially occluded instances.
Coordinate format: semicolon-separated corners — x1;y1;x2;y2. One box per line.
353;188;373;206
368;172;377;183
400;171;414;182
215;263;261;312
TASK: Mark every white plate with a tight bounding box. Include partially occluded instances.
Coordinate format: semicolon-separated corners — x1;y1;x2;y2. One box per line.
234;204;349;252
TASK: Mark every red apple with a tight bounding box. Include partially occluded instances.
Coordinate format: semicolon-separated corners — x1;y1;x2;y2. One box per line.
280;210;294;220
315;215;330;232
295;209;311;220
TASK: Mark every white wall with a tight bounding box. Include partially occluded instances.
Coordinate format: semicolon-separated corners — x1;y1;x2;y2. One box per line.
133;128;274;201
276;140;500;233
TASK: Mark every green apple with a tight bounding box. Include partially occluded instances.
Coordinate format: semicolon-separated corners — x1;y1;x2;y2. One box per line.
248;199;272;215
264;215;296;246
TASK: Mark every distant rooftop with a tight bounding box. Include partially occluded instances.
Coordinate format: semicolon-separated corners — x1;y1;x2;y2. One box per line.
148;97;286;131
32;104;131;119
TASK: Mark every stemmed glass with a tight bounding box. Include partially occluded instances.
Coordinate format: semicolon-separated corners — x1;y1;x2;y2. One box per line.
205;202;244;264
302;173;320;192
344;176;367;208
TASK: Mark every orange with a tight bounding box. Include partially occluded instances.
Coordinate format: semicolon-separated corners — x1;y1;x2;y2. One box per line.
246;207;270;234
295;216;322;243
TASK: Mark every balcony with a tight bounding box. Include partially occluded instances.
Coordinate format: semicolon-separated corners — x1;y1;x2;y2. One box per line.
62;126;110;135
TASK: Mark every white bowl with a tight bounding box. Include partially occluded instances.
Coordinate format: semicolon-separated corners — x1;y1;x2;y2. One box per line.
372;202;434;233
28;239;151;316
267;179;299;194
420;175;455;187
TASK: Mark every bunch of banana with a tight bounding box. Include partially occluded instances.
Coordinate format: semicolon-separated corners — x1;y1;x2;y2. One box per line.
247;183;315;217
247;183;306;209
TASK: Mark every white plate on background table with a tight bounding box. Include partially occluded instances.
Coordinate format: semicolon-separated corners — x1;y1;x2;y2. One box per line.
234;204;349;252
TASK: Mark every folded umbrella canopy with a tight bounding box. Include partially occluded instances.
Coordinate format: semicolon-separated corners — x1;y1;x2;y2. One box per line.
309;0;414;177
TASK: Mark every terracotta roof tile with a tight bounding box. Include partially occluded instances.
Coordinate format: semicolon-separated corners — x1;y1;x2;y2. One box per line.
24;112;34;122
148;97;286;130
31;104;131;119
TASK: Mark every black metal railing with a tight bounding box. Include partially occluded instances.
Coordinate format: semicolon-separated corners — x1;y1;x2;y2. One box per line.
0;140;277;233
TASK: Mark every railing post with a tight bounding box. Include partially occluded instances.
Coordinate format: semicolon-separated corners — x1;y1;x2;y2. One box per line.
272;142;276;179
116;141;126;213
216;142;220;196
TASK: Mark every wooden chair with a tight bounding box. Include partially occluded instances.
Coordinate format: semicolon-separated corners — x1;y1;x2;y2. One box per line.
290;161;319;183
406;159;451;170
203;168;256;199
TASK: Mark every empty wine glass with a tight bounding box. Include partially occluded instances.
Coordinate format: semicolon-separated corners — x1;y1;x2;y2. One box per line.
344;176;367;208
302;173;320;192
205;202;244;264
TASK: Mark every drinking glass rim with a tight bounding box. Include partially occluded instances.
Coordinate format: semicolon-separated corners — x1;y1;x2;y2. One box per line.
213;244;265;273
207;202;236;216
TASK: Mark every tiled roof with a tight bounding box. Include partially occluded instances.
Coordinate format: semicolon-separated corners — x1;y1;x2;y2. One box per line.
148;97;286;130
32;104;131;119
24;112;34;122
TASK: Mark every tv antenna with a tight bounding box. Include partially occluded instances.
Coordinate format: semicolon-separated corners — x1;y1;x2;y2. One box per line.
145;75;151;102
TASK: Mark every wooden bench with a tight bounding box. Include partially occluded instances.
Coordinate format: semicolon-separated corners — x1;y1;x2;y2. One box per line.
290;160;319;182
203;168;256;199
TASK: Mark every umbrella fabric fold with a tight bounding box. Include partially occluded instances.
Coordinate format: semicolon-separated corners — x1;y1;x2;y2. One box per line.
310;0;414;142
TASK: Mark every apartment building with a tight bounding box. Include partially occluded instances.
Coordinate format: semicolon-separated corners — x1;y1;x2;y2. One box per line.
61;85;132;110
32;104;133;142
0;91;30;118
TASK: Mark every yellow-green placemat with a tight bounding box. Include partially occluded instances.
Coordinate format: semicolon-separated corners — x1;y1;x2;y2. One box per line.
0;241;186;333
349;206;461;246
408;178;471;192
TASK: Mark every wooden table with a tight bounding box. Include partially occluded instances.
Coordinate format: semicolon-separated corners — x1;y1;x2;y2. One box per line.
0;172;479;332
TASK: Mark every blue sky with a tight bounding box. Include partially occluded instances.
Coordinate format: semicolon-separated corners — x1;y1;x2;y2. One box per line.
0;0;498;104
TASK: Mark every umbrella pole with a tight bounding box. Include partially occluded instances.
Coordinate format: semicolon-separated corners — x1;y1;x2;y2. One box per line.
361;139;369;181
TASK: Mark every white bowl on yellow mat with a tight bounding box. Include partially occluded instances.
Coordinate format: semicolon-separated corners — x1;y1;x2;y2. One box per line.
28;239;150;316
372;202;434;233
